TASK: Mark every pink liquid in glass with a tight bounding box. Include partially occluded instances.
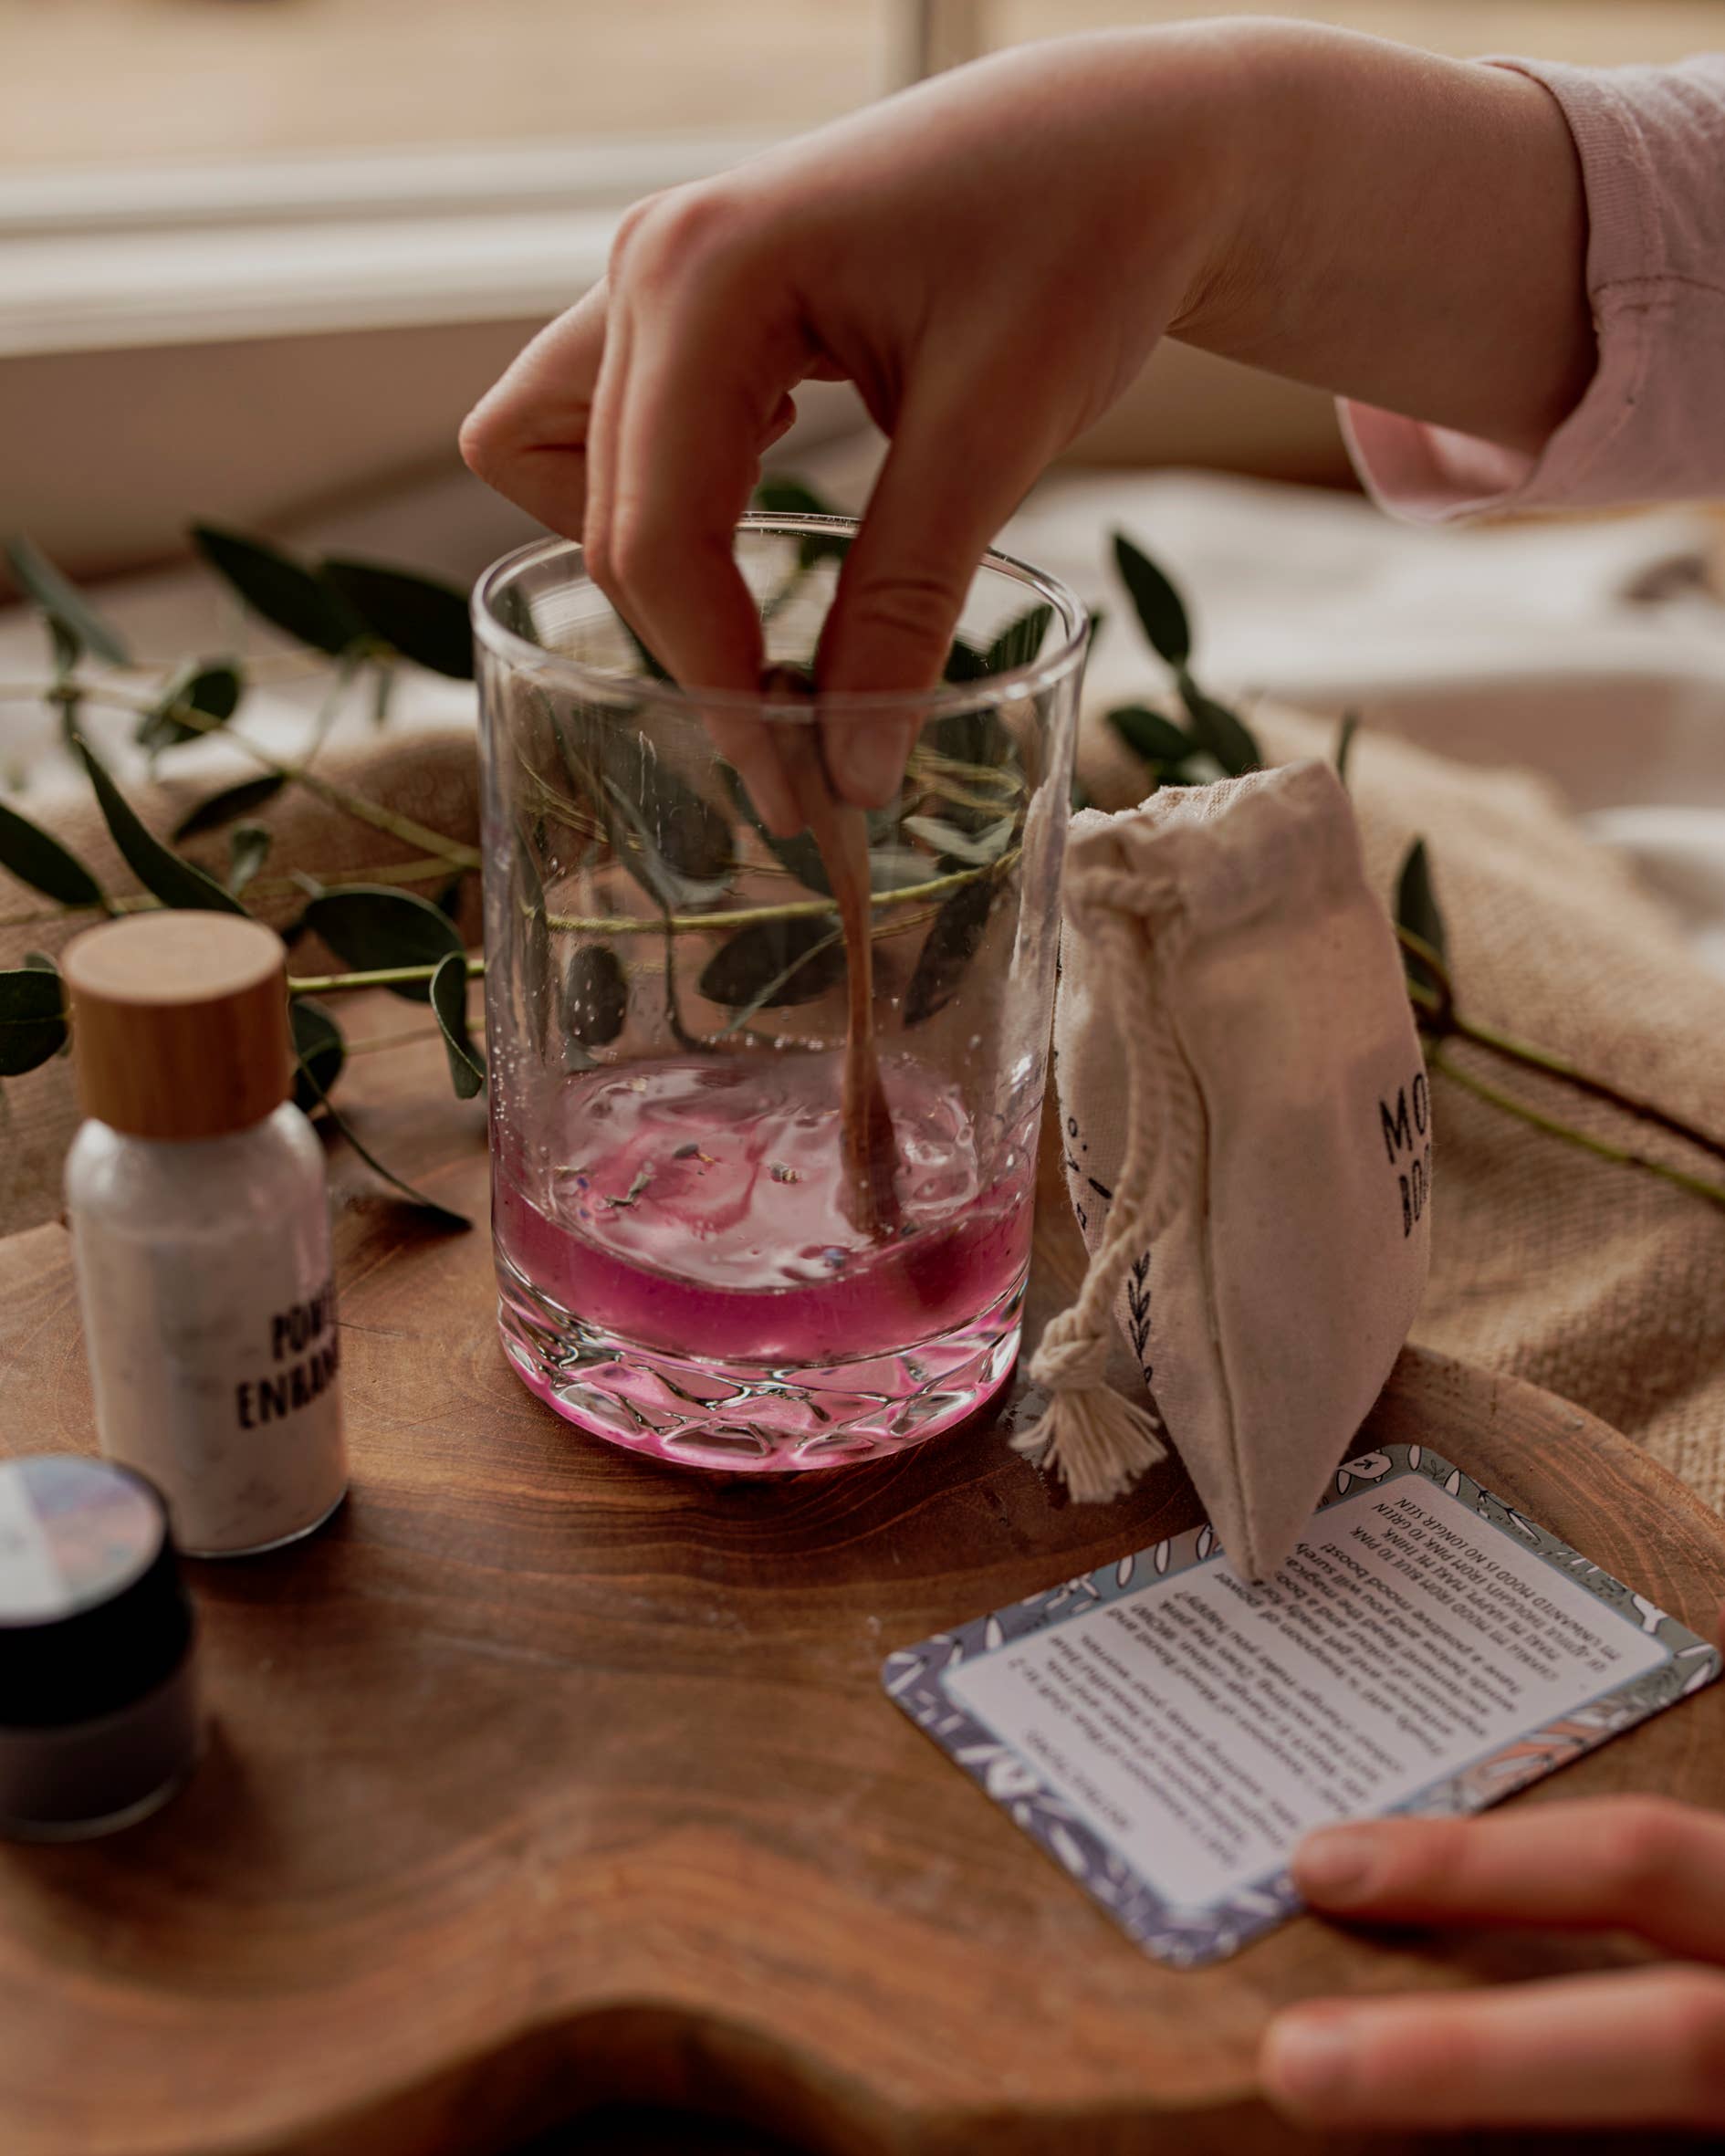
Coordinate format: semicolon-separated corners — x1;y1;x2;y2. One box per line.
493;1052;1033;1468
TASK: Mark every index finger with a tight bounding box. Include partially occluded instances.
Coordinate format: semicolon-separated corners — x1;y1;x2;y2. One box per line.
1293;1799;1725;1962
459;278;611;538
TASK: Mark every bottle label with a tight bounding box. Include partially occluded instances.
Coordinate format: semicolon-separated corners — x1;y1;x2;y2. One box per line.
73;1219;348;1557
235;1278;342;1434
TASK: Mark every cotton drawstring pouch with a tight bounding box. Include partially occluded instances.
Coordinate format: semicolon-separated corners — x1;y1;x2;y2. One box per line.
1019;759;1431;1580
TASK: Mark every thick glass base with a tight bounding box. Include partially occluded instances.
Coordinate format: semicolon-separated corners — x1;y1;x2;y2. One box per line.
497;1250;1024;1471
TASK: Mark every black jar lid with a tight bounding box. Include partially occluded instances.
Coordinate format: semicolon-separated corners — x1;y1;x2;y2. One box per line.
0;1455;194;1728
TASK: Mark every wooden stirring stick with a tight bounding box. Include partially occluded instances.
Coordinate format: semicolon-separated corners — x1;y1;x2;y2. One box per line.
760;667;901;1240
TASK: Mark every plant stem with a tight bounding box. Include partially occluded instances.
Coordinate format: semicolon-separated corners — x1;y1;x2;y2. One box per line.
1404;940;1725;1168
7;676;481;874
1431;1048;1725;1210
288;957;486;996
545;853;1018;937
286;766;481;871
1450;1010;1725;1167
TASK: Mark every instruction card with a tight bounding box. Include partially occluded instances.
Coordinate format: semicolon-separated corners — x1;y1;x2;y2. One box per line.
883;1444;1721;1968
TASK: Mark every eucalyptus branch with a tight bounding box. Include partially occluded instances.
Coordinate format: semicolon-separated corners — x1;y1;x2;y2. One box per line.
1449;1010;1725;1167
1430;1049;1725;1211
7;675;481;874
1401;930;1725;1168
545;853;1017;937
288;957;486;997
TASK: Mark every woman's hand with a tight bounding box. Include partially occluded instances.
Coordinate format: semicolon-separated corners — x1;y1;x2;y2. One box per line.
1262;1797;1725;2131
462;22;1590;829
461;31;1239;827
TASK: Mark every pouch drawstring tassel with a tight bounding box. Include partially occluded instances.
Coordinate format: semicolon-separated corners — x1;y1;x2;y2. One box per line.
1014;883;1192;1502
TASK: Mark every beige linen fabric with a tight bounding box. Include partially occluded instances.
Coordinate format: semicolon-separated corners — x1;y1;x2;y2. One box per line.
5;707;1723;1524
1046;760;1431;1578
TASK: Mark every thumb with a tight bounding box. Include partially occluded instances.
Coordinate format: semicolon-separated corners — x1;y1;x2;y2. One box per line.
818;392;1048;807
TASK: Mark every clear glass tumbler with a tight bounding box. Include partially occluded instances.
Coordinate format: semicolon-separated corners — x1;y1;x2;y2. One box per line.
473;515;1086;1471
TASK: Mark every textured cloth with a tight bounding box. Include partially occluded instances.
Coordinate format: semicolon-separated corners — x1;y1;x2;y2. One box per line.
1345;55;1725;518
1082;699;1725;1515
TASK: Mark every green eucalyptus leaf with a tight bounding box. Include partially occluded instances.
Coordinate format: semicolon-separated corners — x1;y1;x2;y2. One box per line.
1176;671;1260;777
751;477;852;568
604;751;733;912
0;797;105;908
322;559;475;680
943;638;990;685
698;915;845;1009
49;618;82;678
1109;704;1193;768
76;737;246;915
226;822;271;896
292;1040;470;1230
0;966;68;1075
431;951;485;1099
1084;608;1106;655
983;602;1052;675
723;763;831;894
904;874;995;1026
563;943;628;1047
753;477;832;519
289;997;345;1114
140;658;244;754
1335;712;1360;790
192;524;365;657
371;666;396;728
5;536;130;666
300;884;464;1002
1113;532;1190;669
903;814;1014;867
1396;837;1448;999
171;772;287;842
925;703;1014;774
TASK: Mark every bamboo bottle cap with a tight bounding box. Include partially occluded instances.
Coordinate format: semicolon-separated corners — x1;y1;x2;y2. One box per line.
61;913;292;1141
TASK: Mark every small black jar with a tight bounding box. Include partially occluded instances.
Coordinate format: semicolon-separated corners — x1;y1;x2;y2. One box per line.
0;1453;201;1840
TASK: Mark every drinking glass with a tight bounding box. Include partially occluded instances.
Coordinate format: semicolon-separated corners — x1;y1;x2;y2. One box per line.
473;515;1086;1471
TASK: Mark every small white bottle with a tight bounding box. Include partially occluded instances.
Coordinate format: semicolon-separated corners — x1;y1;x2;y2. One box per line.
62;912;348;1558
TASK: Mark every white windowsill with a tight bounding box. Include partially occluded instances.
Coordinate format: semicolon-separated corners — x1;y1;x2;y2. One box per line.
0;133;779;359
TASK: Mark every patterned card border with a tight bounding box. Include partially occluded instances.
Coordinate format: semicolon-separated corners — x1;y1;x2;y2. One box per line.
883;1443;1722;1969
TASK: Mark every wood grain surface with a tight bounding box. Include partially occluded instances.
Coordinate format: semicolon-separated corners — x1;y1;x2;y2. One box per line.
1;998;1721;2156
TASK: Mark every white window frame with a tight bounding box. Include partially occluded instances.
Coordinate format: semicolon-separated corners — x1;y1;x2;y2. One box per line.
0;2;988;362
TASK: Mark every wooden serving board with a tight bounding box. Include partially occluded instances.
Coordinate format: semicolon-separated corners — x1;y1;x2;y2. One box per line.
2;1007;1722;2156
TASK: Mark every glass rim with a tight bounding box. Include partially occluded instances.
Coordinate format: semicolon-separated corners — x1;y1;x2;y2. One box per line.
470;514;1090;719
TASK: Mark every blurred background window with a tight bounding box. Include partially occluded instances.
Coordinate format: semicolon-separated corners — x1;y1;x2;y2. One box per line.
0;0;889;170
8;0;1717;179
989;3;1725;68
4;0;1722;576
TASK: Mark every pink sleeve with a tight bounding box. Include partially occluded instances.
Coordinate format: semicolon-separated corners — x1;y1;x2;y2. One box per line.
1343;55;1725;520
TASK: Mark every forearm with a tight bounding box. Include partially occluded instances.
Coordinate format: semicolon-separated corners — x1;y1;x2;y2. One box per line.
1161;21;1594;455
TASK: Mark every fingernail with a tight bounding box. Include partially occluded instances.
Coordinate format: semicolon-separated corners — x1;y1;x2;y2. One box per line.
1263;2011;1354;2114
831;724;902;809
1293;1825;1376;1903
